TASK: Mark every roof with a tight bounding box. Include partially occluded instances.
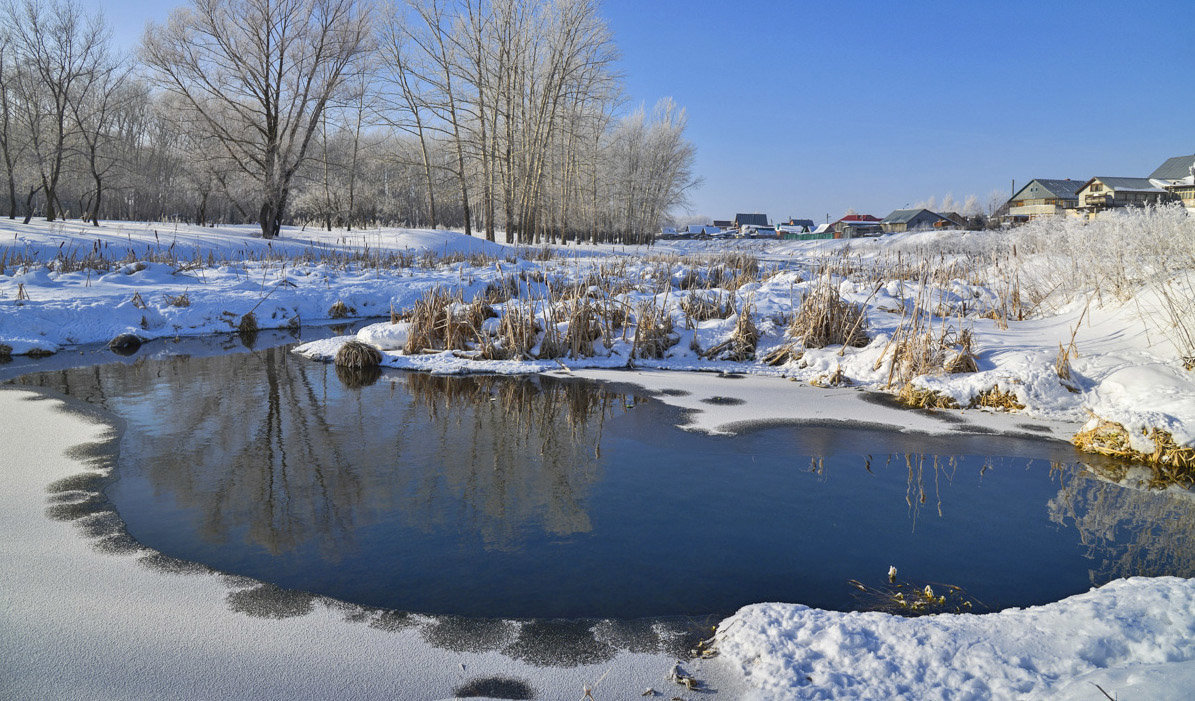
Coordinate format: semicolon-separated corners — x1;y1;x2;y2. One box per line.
1011;179;1085;200
784;219;816;227
834;214;880;224
882;208;943;225
734;213;769;226
1149;154;1195;181
1087;177;1165;193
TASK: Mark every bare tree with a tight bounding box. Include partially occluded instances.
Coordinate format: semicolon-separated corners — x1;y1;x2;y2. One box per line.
142;0;370;238
68;42;130;226
5;0;109;222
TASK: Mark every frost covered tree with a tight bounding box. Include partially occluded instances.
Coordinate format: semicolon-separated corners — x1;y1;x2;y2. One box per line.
4;0;110;222
142;0;370;238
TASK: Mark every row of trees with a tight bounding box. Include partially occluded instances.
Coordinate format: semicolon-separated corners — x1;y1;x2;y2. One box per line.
0;0;698;243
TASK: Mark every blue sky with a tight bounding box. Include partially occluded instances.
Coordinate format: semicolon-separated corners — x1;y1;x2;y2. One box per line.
91;0;1195;222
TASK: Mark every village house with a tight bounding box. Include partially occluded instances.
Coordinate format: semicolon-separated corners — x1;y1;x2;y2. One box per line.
831;214;882;238
1076;177;1169;216
733;213;769;229
1148;154;1195;213
1005;179;1085;222
880;208;948;233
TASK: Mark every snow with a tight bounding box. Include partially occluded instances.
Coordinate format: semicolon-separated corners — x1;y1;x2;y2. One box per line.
716;577;1195;700
2;214;1195;696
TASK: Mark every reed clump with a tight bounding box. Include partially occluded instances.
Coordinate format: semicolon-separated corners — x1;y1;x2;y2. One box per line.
328;300;355;319
944;329;978;374
789;285;868;349
238;312;258;335
335;339;382;369
897;385;959;409
483;304;540;359
969;385;1025;411
403;287;472;354
1072;420;1195;484
681;290;735;327
630;299;677;359
704;300;759;361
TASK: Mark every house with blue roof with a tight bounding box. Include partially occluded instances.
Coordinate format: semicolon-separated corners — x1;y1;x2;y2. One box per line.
1005;179;1085;222
1147;154;1195;213
1076;177;1169;216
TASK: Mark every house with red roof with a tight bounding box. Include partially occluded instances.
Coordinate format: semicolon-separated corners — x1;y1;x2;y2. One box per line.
831;214;882;238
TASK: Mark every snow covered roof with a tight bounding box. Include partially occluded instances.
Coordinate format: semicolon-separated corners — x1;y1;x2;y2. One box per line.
1148;154;1195;182
1087;177;1165;193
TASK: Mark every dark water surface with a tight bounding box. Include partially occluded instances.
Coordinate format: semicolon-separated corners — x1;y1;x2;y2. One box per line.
12;340;1195;619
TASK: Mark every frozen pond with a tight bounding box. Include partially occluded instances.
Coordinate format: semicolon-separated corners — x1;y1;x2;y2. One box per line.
11;339;1195;620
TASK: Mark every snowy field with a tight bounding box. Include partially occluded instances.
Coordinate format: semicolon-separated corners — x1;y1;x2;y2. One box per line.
2;210;1195;698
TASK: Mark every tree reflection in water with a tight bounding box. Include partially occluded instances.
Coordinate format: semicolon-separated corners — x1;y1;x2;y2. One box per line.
15;346;1195;619
1048;463;1195;583
16;348;626;558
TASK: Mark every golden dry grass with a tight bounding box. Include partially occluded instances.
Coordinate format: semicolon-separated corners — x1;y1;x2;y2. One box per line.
896;385;959;409
328;300;355;319
1073;420;1195;484
969;385;1025;411
789;285;868;349
335;339;383;369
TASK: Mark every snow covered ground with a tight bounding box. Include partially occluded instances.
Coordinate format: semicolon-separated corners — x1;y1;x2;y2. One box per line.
2;211;1195;697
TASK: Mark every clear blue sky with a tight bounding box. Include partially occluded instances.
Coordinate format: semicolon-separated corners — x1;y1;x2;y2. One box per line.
92;0;1195;222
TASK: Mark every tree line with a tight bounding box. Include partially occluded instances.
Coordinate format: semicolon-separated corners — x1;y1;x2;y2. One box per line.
0;0;697;244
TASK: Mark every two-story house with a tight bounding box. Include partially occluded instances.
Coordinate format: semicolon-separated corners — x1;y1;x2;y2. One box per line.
1148;154;1195;213
1005;179;1085;222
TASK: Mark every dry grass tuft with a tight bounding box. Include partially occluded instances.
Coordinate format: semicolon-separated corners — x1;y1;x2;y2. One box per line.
483;304;540;360
163;292;191;307
238;312;258;335
681;290;736;327
790;285;868;349
760;344;803;366
704;299;760;361
897;385;959;409
630;298;677;360
811;366;848;387
969;385;1025;411
403;287;472;354
0;343;11;361
943;329;978;374
540;299;603;359
130;291;147;309
482;275;520;304
335;339;383;369
1073;420;1195;484
328;300;355;319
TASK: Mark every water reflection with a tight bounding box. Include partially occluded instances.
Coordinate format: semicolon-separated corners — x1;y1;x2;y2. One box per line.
18;348;623;558
16;345;1195;619
1048;465;1195;582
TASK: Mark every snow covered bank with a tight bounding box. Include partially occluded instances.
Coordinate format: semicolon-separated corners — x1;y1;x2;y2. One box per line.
0;388;745;699
716;577;1195;700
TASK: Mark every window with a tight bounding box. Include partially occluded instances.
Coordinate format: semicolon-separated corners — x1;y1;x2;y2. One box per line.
1091;183;1102;192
